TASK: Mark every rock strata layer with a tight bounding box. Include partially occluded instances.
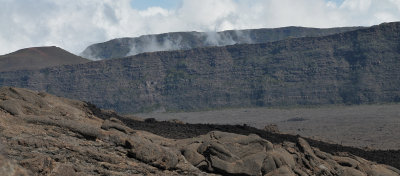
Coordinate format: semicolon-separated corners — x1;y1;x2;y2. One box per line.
0;87;399;175
0;22;399;113
81;26;362;60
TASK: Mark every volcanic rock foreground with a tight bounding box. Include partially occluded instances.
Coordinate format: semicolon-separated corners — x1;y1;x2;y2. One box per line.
0;87;399;176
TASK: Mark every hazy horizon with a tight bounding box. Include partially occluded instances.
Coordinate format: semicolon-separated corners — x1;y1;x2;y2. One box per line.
1;0;400;55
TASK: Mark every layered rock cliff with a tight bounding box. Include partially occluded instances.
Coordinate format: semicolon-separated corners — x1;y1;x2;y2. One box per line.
0;22;399;113
0;87;399;175
81;26;363;60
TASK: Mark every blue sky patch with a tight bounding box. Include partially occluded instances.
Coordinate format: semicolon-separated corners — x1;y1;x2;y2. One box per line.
130;0;182;10
328;0;345;5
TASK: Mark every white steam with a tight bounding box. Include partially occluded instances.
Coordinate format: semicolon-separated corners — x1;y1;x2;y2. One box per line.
127;34;184;56
125;31;253;58
1;0;400;55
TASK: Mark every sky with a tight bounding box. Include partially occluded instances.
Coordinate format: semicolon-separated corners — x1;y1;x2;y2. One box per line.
0;0;399;55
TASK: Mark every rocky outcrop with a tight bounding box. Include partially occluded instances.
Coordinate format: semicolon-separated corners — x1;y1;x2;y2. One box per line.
176;131;399;176
81;26;362;60
0;22;399;114
0;87;204;175
0;87;399;175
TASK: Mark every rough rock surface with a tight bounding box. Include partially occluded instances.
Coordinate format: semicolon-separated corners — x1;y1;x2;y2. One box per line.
0;87;203;175
0;155;30;176
175;131;399;176
0;87;399;176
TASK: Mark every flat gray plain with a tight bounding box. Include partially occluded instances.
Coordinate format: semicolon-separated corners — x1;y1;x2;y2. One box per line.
136;104;400;150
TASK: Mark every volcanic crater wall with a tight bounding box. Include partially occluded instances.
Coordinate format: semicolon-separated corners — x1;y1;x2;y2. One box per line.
81;26;363;60
0;22;399;113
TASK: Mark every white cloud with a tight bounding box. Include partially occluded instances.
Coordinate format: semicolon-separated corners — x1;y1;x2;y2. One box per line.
177;0;237;31
139;7;171;17
341;0;372;11
0;0;399;55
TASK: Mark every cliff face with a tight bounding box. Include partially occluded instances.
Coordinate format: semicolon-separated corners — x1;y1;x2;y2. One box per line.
80;26;363;60
0;22;399;113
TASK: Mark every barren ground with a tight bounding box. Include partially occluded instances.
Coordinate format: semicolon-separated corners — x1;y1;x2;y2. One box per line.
136;104;400;150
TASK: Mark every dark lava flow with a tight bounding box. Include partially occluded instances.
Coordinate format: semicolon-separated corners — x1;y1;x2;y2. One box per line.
87;103;400;169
